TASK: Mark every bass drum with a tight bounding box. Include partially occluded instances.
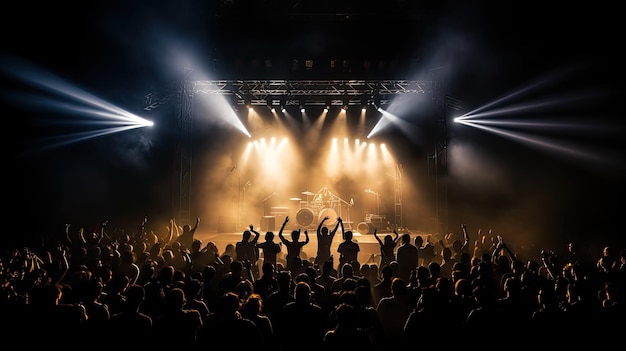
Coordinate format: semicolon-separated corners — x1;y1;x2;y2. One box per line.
318;208;338;226
296;208;315;227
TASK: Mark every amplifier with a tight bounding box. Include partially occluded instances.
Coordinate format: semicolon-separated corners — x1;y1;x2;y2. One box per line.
365;214;386;223
270;206;289;214
357;221;387;234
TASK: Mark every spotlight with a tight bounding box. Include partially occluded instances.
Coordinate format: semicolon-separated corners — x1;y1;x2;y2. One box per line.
342;59;350;73
360;95;368;111
291;58;300;71
329;59;337;72
373;90;381;108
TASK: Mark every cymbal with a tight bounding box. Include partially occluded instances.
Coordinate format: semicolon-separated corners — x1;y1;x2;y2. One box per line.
301;191;314;195
289;197;302;201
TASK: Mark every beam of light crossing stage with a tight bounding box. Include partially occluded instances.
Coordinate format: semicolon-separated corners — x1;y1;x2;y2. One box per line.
3;59;152;126
454;119;613;164
458;65;581;119
2;57;154;154
454;91;604;122
451;118;609;132
22;125;151;155
367;108;415;139
200;94;251;137
10;94;154;126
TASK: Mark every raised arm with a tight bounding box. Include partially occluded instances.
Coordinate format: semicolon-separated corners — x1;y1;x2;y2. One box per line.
77;226;88;245
491;235;516;262
540;249;559;280
132;216;148;244
65;223;73;245
250;224;261;243
373;229;383;245
460;223;470;253
164;218;175;246
330;217;341;238
392;229;400;243
339;218;346;240
95;220;108;245
317;216;328;236
303;230;310;244
278;216;289;243
51;245;70;284
191;217;200;233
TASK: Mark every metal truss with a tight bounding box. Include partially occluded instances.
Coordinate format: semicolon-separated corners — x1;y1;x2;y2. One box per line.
144;79;432;110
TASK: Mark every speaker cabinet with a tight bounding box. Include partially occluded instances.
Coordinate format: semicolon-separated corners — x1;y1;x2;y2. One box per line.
357;221;386;234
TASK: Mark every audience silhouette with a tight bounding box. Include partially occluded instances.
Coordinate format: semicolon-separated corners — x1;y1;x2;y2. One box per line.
277;216;310;273
1;215;624;349
315;215;341;268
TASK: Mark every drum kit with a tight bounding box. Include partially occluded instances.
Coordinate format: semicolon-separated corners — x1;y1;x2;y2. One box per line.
291;187;351;227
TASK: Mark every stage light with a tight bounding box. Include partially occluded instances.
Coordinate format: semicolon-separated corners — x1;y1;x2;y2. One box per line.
373;90;381;109
305;58;314;70
342;59;350;73
329;59;337;72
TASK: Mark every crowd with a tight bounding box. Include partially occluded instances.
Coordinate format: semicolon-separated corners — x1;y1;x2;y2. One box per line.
0;214;624;349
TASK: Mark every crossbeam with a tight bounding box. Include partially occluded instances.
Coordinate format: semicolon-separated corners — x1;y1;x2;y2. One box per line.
144;79;432;110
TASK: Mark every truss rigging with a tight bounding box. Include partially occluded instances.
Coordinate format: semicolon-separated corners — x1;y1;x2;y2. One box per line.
144;79;433;111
